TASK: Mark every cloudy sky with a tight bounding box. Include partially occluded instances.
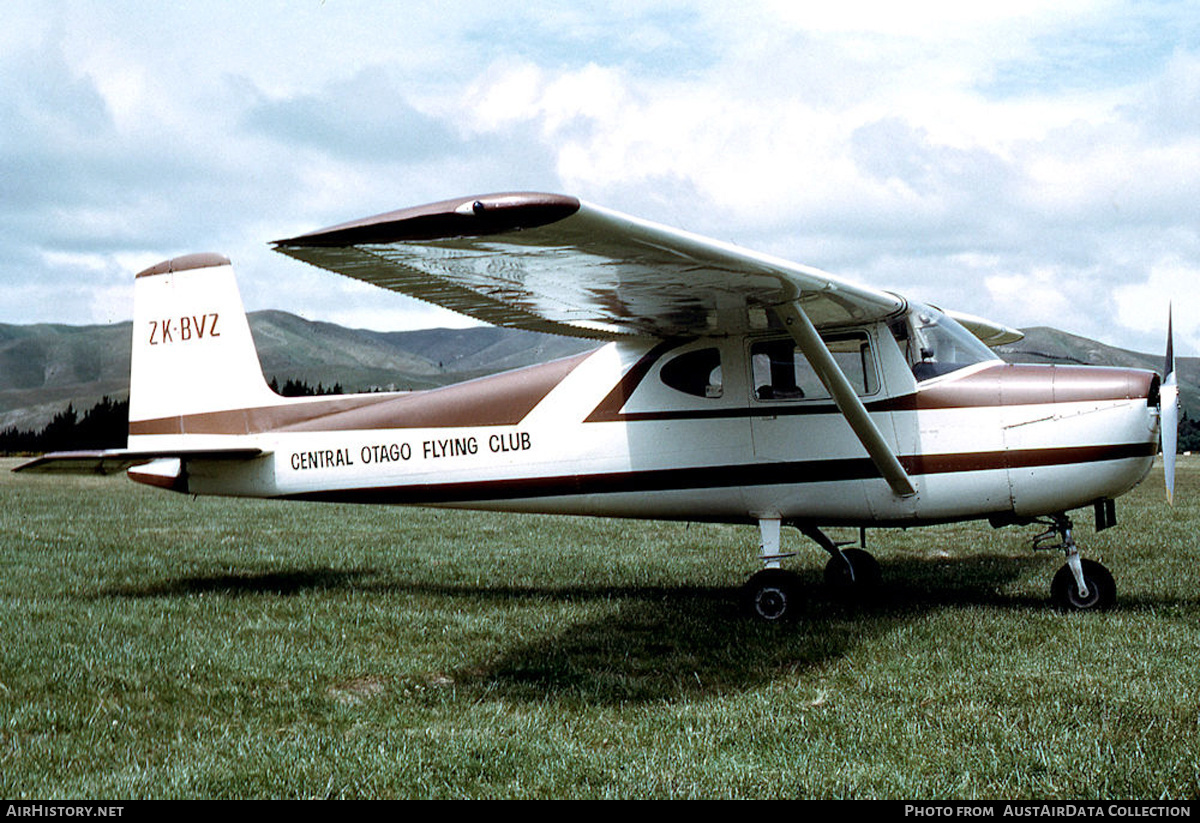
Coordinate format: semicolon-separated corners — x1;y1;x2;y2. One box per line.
2;1;1198;355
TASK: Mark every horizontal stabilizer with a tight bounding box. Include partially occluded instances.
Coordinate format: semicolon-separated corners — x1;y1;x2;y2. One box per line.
13;448;267;475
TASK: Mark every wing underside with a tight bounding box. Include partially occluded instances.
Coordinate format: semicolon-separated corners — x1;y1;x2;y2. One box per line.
269;192;1027;501
272;192;908;340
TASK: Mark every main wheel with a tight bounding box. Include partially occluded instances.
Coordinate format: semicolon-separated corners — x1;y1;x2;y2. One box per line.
1050;559;1116;611
741;569;801;622
823;548;882;596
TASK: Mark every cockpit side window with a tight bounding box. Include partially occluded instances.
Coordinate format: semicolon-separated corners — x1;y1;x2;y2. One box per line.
750;332;877;401
891;304;1001;381
660;347;723;398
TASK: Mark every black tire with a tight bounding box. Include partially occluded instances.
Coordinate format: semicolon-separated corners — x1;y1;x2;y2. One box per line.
1050;559;1116;611
741;569;801;622
823;548;882;595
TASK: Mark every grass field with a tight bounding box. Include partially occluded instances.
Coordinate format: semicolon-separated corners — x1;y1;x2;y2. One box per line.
1;456;1197;799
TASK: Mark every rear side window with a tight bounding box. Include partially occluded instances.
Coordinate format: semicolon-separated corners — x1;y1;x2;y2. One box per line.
751;332;877;401
660;347;723;398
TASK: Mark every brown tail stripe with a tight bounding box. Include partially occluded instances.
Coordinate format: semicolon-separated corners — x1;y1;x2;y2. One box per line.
129;351;593;436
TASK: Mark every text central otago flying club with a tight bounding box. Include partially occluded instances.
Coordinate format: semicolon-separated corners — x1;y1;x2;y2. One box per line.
290;431;533;472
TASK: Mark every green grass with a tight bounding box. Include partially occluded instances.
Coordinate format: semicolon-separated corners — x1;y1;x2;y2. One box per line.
1;457;1198;799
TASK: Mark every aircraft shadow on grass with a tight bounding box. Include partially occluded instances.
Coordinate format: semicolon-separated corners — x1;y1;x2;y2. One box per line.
92;553;1113;704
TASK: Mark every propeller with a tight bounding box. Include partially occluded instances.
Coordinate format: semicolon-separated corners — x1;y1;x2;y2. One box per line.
1162;304;1178;504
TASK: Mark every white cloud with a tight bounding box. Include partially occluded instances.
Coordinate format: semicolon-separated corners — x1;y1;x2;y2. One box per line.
986;268;1085;329
762;0;1116;38
1;0;1197;358
1113;258;1200;353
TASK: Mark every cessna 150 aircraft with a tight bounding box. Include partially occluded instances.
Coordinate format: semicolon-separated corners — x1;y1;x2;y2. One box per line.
17;192;1178;620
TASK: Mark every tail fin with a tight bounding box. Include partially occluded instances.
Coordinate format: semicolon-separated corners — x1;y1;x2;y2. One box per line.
129;254;279;438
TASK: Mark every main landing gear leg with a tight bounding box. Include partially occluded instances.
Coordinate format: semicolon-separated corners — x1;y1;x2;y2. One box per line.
799;525;882;597
741;518;801;622
741;521;884;621
1034;514;1116;611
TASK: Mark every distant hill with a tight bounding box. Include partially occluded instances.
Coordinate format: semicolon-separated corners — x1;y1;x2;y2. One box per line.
244;310;595;393
0;321;132;435
0;313;1193;433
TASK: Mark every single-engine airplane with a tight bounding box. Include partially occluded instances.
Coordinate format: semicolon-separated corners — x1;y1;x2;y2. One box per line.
17;192;1179;620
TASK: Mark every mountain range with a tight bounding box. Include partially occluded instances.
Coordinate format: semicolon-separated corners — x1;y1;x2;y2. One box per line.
1;311;1193;434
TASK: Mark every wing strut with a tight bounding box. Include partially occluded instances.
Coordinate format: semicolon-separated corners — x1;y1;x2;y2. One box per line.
772;301;916;498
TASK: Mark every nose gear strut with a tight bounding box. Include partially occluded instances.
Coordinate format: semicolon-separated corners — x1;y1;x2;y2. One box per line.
1032;514;1116;611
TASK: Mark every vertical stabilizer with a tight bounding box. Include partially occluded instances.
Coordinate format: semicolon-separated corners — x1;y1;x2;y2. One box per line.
129;254;279;435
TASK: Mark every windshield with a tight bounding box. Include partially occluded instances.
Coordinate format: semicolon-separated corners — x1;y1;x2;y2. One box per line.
890;303;1000;381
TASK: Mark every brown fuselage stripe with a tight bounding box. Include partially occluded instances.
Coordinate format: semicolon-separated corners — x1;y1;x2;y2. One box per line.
584;340;681;423
874;365;1156;412
276;442;1155;506
129;352;1155;436
129;351;594;436
591;361;1157;423
131;359;1161;439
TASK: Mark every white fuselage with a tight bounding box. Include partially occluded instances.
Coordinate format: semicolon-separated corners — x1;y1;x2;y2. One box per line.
129;320;1160;528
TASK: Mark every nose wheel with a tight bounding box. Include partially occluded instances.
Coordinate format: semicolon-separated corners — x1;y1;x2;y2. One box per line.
1050;559;1116;611
1035;515;1116;611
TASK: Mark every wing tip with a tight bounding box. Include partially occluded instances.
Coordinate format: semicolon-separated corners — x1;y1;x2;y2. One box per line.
273;192;581;249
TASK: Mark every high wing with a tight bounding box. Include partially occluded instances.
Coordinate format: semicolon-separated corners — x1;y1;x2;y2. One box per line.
274;192;1023;500
272;192;915;340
